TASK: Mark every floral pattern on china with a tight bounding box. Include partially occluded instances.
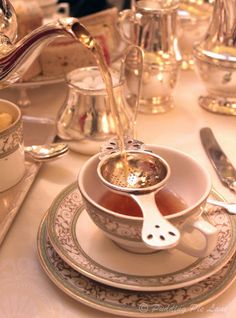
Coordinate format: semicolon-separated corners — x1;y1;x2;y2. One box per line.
38;218;236;317
46;182;236;291
0;121;23;158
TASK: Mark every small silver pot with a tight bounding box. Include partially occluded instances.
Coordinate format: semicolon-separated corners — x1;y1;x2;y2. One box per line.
57;66;134;154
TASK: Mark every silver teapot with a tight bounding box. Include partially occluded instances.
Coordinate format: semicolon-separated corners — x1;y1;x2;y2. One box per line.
117;0;182;114
0;0;144;154
194;0;236;115
177;0;213;70
0;0;97;87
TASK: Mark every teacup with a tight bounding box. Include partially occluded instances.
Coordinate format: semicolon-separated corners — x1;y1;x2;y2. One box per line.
78;145;218;256
0;99;25;192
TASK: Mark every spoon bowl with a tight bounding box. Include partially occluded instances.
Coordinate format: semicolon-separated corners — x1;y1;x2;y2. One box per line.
24;142;68;162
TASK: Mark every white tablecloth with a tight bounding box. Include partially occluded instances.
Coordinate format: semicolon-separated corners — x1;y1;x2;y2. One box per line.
0;70;236;318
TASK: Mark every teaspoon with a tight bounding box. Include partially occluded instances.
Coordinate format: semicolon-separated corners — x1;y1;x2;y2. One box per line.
207;198;236;214
24;142;68;162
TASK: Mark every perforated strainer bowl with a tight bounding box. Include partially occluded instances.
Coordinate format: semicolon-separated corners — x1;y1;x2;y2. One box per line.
97;150;181;250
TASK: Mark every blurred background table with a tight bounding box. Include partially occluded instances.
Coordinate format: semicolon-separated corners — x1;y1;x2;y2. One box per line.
0;69;236;318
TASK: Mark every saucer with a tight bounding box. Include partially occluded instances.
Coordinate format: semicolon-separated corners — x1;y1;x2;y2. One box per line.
46;182;236;291
38;216;236;317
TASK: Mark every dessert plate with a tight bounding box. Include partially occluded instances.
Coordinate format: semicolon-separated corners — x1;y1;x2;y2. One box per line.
46;182;236;291
38;217;236;318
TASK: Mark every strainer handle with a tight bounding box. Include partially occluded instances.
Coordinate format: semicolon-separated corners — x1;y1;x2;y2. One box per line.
119;45;144;139
131;193;180;250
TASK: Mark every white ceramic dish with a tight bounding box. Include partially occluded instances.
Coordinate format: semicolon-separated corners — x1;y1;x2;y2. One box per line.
46;182;236;291
38;215;236;317
78;145;217;256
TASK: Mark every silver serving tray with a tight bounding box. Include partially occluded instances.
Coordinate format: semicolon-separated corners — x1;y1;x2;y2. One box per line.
0;116;56;246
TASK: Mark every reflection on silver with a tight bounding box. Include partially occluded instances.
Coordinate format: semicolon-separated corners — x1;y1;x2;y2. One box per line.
120;45;143;138
0;0;99;89
24;143;68;162
99;136;144;159
194;0;236;115
98;150;168;192
177;0;213;70
57;66;133;143
200;127;236;194
97;150;180;250
57;45;143;153
117;0;182;114
0;0;18;43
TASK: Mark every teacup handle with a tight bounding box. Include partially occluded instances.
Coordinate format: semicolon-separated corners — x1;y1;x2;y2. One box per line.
177;216;218;257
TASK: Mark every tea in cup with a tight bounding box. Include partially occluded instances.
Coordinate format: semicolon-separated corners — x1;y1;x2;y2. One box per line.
0;99;25;192
78;145;217;256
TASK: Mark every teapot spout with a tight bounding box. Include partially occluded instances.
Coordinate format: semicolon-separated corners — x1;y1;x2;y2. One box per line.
0;17;94;88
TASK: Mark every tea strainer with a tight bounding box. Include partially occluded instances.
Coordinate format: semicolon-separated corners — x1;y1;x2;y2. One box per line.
97;150;180;250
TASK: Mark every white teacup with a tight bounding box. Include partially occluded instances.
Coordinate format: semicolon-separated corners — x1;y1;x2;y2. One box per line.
0;99;25;192
78;145;218;256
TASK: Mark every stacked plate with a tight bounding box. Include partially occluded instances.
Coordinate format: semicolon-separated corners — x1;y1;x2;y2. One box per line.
37;182;236;317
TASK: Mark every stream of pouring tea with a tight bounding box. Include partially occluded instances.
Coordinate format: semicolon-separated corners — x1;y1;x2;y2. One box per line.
71;23;170;192
93;41;126;151
72;24;127;152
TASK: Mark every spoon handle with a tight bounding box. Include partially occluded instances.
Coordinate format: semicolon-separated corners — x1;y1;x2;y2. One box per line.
207;198;236;214
207;198;226;209
131;193;180;250
24;143;68;162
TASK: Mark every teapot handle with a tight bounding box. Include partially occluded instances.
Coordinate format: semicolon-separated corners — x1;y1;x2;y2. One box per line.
119;45;144;139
